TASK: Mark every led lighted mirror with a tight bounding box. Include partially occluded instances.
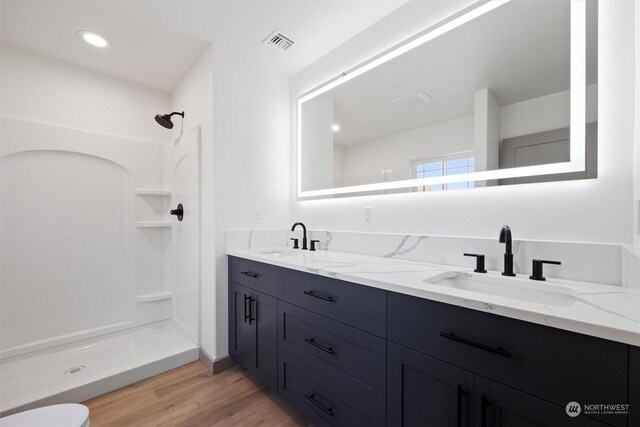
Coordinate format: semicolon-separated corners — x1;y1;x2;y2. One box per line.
297;0;597;198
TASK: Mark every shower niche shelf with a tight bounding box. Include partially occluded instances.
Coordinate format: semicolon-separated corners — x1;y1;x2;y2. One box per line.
136;291;173;303
135;221;171;228
135;189;172;196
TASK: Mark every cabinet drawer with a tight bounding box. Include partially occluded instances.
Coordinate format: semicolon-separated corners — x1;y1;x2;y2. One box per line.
279;301;386;408
388;293;628;427
229;256;277;296
277;268;386;337
278;352;384;427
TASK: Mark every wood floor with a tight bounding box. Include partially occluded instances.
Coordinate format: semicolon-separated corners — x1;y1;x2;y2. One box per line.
84;361;307;427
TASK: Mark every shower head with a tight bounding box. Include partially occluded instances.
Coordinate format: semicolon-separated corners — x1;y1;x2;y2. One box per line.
154;111;184;129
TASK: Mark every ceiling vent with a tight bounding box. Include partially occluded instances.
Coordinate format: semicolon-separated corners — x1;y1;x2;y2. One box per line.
392;90;434;110
263;29;296;52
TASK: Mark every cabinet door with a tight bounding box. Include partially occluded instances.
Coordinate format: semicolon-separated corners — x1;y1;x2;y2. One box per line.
387;342;473;427
229;282;254;367
630;345;639;427
475;377;606;427
253;290;278;390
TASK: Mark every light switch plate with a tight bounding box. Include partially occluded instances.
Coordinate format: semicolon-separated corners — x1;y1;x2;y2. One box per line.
253;210;263;224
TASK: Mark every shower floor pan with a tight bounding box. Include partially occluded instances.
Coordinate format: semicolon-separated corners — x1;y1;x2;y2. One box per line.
0;320;198;416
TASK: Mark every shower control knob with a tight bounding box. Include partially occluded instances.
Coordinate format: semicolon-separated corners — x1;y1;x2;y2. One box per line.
170;203;184;221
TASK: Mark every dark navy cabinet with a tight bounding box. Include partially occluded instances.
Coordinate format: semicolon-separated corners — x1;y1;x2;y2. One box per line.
275;267;388;424
229;282;254;367
228;281;278;390
630;346;640;426
387;342;473;427
279;301;386;408
388;292;627;427
475;377;606;427
229;256;633;427
388;341;608;427
278;267;387;337
279;351;385;427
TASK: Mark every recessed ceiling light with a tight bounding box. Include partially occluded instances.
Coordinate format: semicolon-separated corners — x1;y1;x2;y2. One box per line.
77;31;110;48
332;124;341;132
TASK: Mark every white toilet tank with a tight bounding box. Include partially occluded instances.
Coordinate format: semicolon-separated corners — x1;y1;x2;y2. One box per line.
0;404;89;427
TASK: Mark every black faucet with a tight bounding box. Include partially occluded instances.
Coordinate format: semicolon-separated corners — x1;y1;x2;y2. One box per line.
499;225;516;276
291;222;308;250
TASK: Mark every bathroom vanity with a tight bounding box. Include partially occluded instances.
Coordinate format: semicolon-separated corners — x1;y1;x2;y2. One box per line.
228;250;640;427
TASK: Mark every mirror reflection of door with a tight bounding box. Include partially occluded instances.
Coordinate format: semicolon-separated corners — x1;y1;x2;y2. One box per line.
499;123;597;186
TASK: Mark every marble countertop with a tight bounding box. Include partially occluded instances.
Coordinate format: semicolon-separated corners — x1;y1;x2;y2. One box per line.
227;247;640;347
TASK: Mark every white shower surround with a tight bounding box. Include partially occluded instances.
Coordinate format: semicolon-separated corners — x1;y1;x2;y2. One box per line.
1;118;171;355
0;117;200;413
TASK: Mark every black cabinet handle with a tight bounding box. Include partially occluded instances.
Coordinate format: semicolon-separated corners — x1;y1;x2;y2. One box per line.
304;394;334;417
481;394;488;427
248;297;256;325
439;332;511;358
243;295;251;323
457;384;464;427
305;338;335;355
303;290;334;302
240;271;260;279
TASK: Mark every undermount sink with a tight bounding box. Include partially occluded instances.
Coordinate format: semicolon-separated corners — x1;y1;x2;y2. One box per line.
427;272;577;307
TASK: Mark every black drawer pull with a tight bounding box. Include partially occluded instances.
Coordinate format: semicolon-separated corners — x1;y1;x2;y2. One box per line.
240;271;260;279
304;394;334;417
303;290;334;302
439;332;511;358
481;394;488;427
243;294;251;323
305;338;335;355
248;297;256;325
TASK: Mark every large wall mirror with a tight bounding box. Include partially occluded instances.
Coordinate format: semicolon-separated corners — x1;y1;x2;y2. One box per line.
297;0;597;198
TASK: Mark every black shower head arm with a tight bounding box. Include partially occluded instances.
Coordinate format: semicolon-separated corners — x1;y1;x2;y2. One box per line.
166;111;185;118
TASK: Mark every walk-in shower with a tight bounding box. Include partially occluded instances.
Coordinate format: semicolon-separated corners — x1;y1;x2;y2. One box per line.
0;117;201;416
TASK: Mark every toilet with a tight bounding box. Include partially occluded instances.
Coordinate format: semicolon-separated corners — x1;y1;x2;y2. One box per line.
0;404;89;427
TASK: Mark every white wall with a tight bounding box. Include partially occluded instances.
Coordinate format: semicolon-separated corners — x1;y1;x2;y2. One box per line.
338;114;473;185
332;84;597;189
0;44;170;143
474;88;500;177
333;144;345;187
170;46;215;354
153;41;290;361
212;46;289;359
501;84;598;140
301;96;334;191
290;0;636;244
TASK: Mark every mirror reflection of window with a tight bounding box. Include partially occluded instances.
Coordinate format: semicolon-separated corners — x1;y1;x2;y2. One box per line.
414;154;475;191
